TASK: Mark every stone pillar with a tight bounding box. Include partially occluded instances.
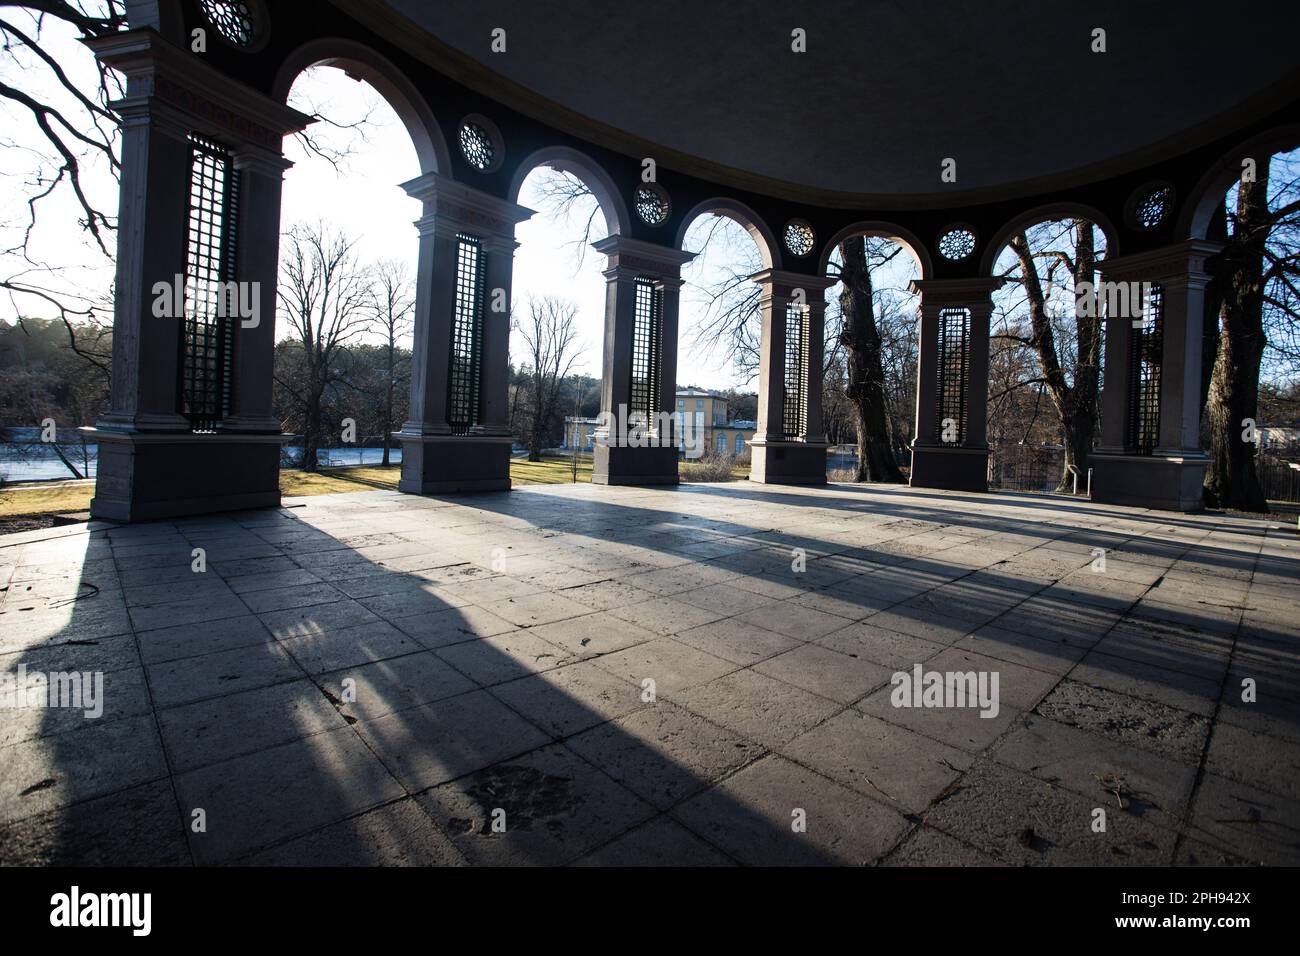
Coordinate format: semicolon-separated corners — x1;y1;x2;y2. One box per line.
83;30;311;521
395;172;534;494
747;270;836;485
589;236;695;486
1091;240;1222;511
908;278;1002;493
224;145;292;434
655;275;686;450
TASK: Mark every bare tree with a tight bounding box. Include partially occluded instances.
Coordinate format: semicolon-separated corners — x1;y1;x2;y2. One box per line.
833;236;905;482
0;7;377;380
276;222;373;471
367;259;413;466
1204;148;1300;511
993;219;1104;491
515;295;583;461
0;3;125;361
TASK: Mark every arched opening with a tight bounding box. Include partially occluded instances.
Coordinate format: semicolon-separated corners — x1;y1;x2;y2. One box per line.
272;39;450;176
1179;125;1300;241
271;57;423;485
675;202;779;479
986;214;1110;495
507;153;623;477
818;226;923;483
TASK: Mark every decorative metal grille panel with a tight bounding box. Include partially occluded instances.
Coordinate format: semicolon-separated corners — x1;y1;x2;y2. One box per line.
935;308;971;444
447;234;486;435
782;304;808;439
198;0;256;45
459;122;495;171
634;185;669;226
180;134;238;432
1127;283;1163;455
629;278;662;422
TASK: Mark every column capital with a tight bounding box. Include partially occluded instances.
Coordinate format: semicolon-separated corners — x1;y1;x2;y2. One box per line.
749;269;838;297
907;277;1005;305
1095;239;1224;283
592;235;697;280
402;171;535;241
88;28;314;150
232;142;294;178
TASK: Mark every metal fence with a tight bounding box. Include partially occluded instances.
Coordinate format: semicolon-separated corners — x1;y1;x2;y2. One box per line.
987;443;1066;494
1258;454;1300;503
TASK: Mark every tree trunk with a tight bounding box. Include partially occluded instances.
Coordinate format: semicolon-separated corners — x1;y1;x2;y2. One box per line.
382;340;394;467
1060;221;1101;493
1009;227;1102;493
302;385;324;473
838;236;904;483
1205;158;1270;511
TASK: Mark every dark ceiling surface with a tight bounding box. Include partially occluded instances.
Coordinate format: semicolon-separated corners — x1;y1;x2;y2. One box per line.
381;0;1300;198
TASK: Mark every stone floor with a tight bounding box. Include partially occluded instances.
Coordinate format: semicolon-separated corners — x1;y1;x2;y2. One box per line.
0;481;1297;866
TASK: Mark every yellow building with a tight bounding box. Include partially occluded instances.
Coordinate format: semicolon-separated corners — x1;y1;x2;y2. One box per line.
564;389;756;457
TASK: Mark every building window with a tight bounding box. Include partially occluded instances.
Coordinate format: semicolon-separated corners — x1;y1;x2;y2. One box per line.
1127;284;1163;454
634;184;670;226
180;134;239;433
735;434;745;454
447;234;485;434
197;0;258;47
629;278;662;422
937;227;977;261
716;433;727;454
783;219;815;257
936;308;971;444
782;304;809;438
459;121;496;171
1132;184;1173;230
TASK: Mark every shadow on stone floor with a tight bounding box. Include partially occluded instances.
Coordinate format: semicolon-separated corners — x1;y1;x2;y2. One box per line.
1;480;1297;865
0;502;859;866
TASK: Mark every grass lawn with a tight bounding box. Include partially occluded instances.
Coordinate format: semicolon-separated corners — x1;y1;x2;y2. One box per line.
0;453;760;523
0;455;599;521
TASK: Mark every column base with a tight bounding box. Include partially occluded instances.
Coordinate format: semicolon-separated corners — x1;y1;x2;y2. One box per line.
1090;451;1208;512
591;442;679;486
397;433;512;494
909;444;989;492
87;429;285;522
748;440;828;485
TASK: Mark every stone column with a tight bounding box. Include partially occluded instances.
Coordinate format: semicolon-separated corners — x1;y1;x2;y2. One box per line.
224;145;292;434
1091;240;1222;511
589;236;695;486
747;270;836;485
479;232;521;438
395;172;534;494
655;275;686;449
907;278;1003;493
83;30;311;522
804;293;829;445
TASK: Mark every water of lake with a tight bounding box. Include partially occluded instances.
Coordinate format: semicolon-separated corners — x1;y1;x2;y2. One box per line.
0;429;403;483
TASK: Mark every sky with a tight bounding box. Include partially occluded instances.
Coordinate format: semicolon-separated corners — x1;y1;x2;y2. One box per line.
0;22;763;393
